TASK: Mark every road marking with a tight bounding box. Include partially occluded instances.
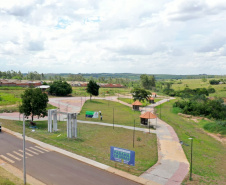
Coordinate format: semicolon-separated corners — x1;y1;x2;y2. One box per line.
30;147;44;154
13;151;27;158
24;148;38;155
7;153;21;161
0;155;15;163
35;146;50;152
19;149;34;156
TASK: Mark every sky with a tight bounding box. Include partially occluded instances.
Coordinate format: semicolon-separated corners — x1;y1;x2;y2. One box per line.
0;0;226;75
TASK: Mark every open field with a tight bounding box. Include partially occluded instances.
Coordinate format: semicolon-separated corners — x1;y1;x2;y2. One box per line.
0;92;22;106
171;78;226;98
72;87;132;97
155;100;226;184
1;119;157;176
118;97;162;106
77;99;148;128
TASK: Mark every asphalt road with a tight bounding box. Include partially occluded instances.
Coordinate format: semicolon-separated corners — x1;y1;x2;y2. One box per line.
0;131;140;185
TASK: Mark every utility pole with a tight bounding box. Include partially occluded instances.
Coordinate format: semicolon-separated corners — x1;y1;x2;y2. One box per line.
23;114;26;184
149;112;150;133
160;103;161;119
113;108;114;129
189;138;193;181
133;119;135;148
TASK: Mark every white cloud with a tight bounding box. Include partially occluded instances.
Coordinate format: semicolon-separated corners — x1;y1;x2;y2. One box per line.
0;0;225;74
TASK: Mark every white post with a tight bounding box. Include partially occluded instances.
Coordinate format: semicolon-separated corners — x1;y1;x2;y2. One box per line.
74;114;77;138
48;110;50;132
53;110;57;132
67;114;70;138
72;113;77;138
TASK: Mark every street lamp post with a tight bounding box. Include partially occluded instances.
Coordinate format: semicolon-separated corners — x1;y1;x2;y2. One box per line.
23;114;26;184
113;108;114;129
189;138;193;181
133;117;139;148
133;119;135;148
160;103;161;119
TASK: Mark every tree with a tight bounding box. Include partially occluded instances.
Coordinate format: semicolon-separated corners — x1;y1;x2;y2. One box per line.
19;88;48;121
140;74;156;90
49;81;72;96
209;79;220;85
131;88;150;102
86;80;100;100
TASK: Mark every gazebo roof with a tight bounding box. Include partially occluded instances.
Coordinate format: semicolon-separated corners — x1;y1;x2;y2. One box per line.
140;112;157;119
132;100;143;106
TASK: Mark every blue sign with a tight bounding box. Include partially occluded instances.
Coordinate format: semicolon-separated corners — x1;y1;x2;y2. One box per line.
110;146;135;166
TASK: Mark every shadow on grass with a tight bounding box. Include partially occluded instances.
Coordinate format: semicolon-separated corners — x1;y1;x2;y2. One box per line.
86;100;104;104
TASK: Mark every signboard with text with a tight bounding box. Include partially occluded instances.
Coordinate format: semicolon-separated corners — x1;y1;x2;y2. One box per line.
110;146;135;166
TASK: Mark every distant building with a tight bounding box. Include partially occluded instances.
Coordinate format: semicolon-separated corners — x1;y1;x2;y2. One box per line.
36;85;50;92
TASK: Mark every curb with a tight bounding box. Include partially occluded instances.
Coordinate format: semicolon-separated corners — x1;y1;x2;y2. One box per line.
0;158;45;185
2;127;160;185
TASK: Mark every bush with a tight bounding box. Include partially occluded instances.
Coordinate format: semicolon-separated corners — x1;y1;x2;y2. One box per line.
203;120;226;135
49;81;72;96
208;87;216;93
173;97;226;120
209;79;220;85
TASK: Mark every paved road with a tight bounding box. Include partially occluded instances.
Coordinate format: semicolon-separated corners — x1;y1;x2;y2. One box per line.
0;131;139;185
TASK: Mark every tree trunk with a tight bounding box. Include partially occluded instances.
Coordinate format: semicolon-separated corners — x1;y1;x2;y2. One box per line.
90;94;92;101
32;114;34;122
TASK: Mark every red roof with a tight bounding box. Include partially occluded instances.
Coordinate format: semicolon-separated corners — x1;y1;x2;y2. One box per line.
140;112;157;119
132;100;142;106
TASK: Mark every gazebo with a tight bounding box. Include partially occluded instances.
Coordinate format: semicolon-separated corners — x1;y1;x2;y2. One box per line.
148;97;155;104
132;100;143;111
140;111;157;128
152;93;157;97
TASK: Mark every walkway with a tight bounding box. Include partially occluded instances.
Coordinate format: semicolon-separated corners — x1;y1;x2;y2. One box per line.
0;96;189;185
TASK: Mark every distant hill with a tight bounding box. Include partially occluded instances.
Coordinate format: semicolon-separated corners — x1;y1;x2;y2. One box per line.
72;73;218;80
21;72;223;80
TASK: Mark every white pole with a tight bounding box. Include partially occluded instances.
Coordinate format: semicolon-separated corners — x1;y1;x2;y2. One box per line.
23;114;26;184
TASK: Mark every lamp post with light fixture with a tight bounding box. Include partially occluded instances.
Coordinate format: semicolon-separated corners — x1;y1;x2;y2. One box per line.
188;138;193;181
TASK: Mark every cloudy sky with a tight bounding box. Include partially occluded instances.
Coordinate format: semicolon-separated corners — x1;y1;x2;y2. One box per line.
0;0;226;75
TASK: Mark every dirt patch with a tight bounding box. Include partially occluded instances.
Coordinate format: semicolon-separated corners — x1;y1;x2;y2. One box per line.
178;113;225;143
0;104;18;108
206;132;226;144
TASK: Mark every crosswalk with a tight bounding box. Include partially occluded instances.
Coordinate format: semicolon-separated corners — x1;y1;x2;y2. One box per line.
0;146;50;164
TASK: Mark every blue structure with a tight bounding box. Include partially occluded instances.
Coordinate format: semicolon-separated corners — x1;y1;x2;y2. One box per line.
110;146;135;166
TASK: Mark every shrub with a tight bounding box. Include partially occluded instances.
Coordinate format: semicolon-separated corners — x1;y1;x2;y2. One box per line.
49;81;72;96
209;79;220;85
203;120;226;135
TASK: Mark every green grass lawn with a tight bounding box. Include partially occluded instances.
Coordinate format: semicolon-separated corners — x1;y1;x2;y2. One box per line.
171;78;226;98
77;99;147;128
0;92;21;106
72;87;132;97
0;167;24;185
118;98;162;106
155;100;226;184
1;119;157;176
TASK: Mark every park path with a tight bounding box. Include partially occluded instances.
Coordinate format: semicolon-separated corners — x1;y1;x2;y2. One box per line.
0;96;189;185
139;99;189;185
109;97;190;184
